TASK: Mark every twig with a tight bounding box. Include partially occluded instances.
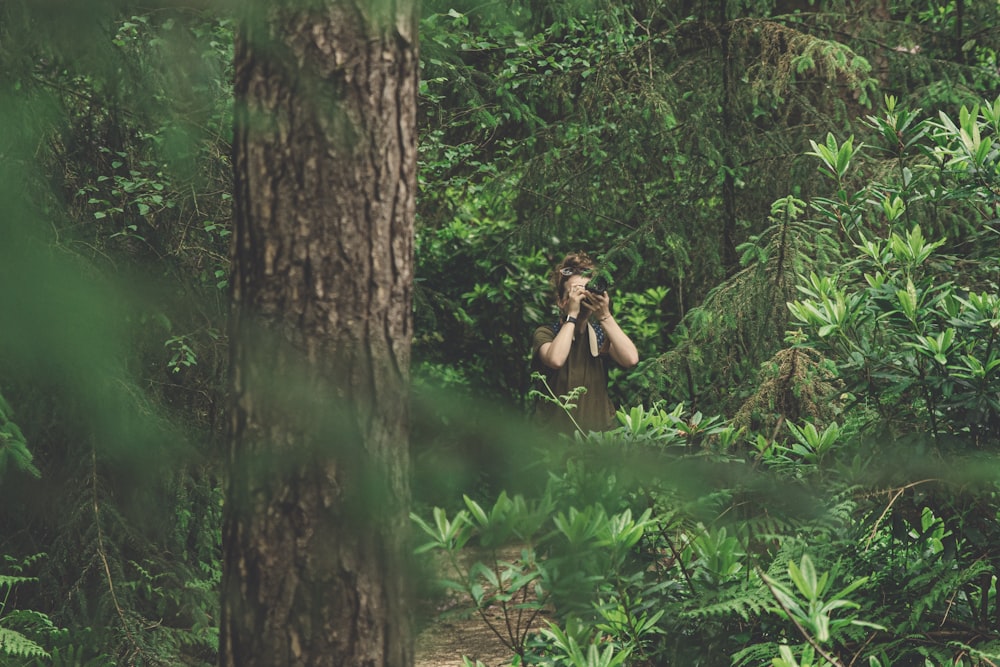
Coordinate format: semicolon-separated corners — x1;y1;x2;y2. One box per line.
662;529;696;595
846;630;878;667
448;549;515;654
623;7;654;81
863;478;940;551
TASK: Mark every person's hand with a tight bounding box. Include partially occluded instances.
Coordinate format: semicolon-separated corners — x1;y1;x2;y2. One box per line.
581;289;611;321
566;282;587;317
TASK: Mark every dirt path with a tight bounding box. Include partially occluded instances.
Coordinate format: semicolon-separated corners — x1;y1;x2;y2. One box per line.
414;607;517;667
413;545;551;667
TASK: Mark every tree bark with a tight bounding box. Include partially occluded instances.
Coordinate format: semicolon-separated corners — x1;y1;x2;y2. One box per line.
220;1;417;666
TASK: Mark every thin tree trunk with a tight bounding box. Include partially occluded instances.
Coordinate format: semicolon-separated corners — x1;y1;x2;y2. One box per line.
220;1;417;666
719;0;739;276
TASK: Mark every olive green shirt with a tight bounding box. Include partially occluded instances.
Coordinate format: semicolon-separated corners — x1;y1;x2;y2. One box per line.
532;322;615;433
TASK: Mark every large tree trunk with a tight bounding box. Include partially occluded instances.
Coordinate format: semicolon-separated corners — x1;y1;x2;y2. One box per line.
220;1;417;666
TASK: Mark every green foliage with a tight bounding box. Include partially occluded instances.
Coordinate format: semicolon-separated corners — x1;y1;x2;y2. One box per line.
776;94;1000;664
0;628;49;662
537;619;632;667
0;393;39;480
414;212;551;406
808;133;863;183
415;409;867;664
412;493;553;659
0;554;59;664
0;4;229;665
788;95;1000;441
529;372;589;436
655;193;816;412
762;554;882;644
2;0;1000;665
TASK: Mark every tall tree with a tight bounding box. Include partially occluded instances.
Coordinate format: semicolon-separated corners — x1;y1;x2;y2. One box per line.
220;1;418;665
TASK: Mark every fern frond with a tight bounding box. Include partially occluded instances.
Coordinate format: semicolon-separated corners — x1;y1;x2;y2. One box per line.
945;639;1000;661
905;559;993;628
0;626;49;659
681;592;769;623
912;643;962;665
732;640;787;667
3;609;56;634
0;574;37;594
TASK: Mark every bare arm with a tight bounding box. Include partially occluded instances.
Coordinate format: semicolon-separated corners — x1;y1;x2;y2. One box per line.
537;287;585;370
583;292;639;368
536;323;575;370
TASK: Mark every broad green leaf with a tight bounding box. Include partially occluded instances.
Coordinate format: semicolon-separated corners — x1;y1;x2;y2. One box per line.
789;554;819;599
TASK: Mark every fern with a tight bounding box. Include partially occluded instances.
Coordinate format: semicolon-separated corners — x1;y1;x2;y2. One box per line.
904;559;993;629
0;391;40;480
3;609;56;635
0;573;36;594
911;643;966;665
0;626;49;659
946;639;1000;662
732;640;787;667
681;591;769;624
0;553;59;662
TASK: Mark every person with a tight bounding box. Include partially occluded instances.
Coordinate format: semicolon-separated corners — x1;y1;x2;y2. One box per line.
531;252;639;433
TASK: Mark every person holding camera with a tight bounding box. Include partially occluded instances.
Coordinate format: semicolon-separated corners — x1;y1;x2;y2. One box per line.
532;252;639;433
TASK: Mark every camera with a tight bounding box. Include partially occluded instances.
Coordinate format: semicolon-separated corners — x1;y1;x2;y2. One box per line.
585;276;609;296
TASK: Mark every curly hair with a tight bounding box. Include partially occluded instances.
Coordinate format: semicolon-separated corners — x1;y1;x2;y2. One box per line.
552;251;596;300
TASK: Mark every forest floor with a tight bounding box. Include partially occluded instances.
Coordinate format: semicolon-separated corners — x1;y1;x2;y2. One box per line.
414;544;551;667
414;599;519;667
